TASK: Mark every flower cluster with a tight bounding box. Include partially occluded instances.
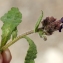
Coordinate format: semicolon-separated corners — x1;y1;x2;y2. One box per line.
41;17;63;35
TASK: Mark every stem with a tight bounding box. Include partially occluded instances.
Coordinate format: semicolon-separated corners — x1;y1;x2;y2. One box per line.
1;30;34;51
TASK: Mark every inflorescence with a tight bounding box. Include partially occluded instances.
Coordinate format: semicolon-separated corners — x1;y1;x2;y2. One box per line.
41;17;63;35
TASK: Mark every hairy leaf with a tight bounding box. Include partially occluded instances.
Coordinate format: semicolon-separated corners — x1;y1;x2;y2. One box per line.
24;36;37;63
1;7;22;47
35;11;43;32
12;27;17;40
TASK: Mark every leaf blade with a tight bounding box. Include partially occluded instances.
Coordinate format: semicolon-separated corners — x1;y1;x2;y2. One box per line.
1;7;22;47
35;11;43;32
12;27;17;40
24;36;37;63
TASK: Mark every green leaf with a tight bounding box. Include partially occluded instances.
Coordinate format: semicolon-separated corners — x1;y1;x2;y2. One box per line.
24;36;37;63
39;30;47;41
12;27;17;40
38;30;45;38
1;7;22;47
35;11;43;32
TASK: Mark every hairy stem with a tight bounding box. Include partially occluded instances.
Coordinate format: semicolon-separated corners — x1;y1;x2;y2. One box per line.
1;30;34;51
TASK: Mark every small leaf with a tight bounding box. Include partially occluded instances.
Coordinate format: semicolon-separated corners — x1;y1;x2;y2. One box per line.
12;27;17;40
39;30;47;41
1;7;22;47
35;11;43;32
24;36;37;63
39;30;44;38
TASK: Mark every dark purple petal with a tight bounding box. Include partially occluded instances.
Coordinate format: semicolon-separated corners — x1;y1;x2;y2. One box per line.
59;25;62;32
60;17;63;23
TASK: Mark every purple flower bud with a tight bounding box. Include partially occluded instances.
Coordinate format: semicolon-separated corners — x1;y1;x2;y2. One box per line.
41;16;63;35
